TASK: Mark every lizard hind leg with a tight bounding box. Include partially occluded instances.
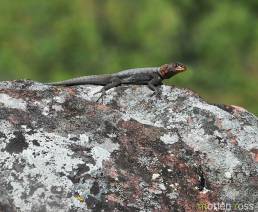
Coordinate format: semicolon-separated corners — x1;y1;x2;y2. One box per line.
95;77;121;102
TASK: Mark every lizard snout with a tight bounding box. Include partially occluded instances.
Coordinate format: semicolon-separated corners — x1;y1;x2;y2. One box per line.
174;63;187;72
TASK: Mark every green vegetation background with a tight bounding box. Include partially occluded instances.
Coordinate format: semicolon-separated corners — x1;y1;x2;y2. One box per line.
0;0;257;114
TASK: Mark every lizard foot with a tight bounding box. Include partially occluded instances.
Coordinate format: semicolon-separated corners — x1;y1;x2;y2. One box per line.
150;90;162;99
95;89;106;103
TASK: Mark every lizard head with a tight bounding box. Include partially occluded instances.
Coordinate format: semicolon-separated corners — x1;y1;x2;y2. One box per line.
159;62;187;79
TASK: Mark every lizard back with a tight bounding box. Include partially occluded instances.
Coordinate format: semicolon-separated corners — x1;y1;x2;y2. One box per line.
113;67;160;78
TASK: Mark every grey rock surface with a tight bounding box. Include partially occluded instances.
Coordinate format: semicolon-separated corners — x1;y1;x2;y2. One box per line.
0;80;257;211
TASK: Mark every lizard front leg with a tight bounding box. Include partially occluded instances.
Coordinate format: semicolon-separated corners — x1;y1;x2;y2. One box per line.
95;77;121;102
147;74;163;97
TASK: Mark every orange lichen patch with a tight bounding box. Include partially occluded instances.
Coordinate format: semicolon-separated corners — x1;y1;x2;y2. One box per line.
63;86;77;95
104;164;119;180
147;186;161;194
195;195;213;212
106;194;123;205
226;129;238;145
160;153;176;162
160;153;186;168
187;117;193;125
187;177;199;185
160;153;200;185
178;162;188;169
177;199;199;212
230;138;238;145
250;149;258;162
103;159;117;170
194;185;221;212
214;118;223;128
118;119;160;143
7;113;29;125
7;114;21;125
0;88;40;101
153;208;170;212
198;190;210;198
112;175;143;203
95;103;110;111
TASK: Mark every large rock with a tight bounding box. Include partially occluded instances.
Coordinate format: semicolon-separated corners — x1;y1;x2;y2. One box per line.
0;80;257;212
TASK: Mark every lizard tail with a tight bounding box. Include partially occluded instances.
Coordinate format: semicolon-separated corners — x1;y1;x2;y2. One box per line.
46;75;110;86
45;81;76;86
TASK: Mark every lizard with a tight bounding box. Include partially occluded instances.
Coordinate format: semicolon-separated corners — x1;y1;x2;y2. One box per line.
46;62;187;101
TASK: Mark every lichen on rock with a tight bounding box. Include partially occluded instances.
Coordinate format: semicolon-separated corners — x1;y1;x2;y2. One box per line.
0;80;257;211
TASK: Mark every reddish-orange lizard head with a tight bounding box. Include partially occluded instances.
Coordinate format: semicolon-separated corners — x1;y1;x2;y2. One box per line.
159;63;187;79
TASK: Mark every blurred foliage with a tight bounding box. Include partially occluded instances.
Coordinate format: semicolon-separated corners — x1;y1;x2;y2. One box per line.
0;0;257;114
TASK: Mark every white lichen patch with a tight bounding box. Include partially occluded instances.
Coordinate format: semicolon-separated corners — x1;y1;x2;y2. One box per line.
225;171;232;179
23;134;83;173
88;139;120;174
53;95;66;104
162;86;183;100
167;191;179;200
0;124;90;211
119;86;190;128
200;187;210;194
159;183;166;191
27;82;50;91
192;99;233;120
76;84;119;104
152;173;160;180
120;88;164;127
0;121;16;167
75;85;105;102
222;186;240;200
160;133;179;145
52;104;64;112
32;99;52;116
234;125;258;150
0;93;26;110
107;133;117;138
182;128;241;173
